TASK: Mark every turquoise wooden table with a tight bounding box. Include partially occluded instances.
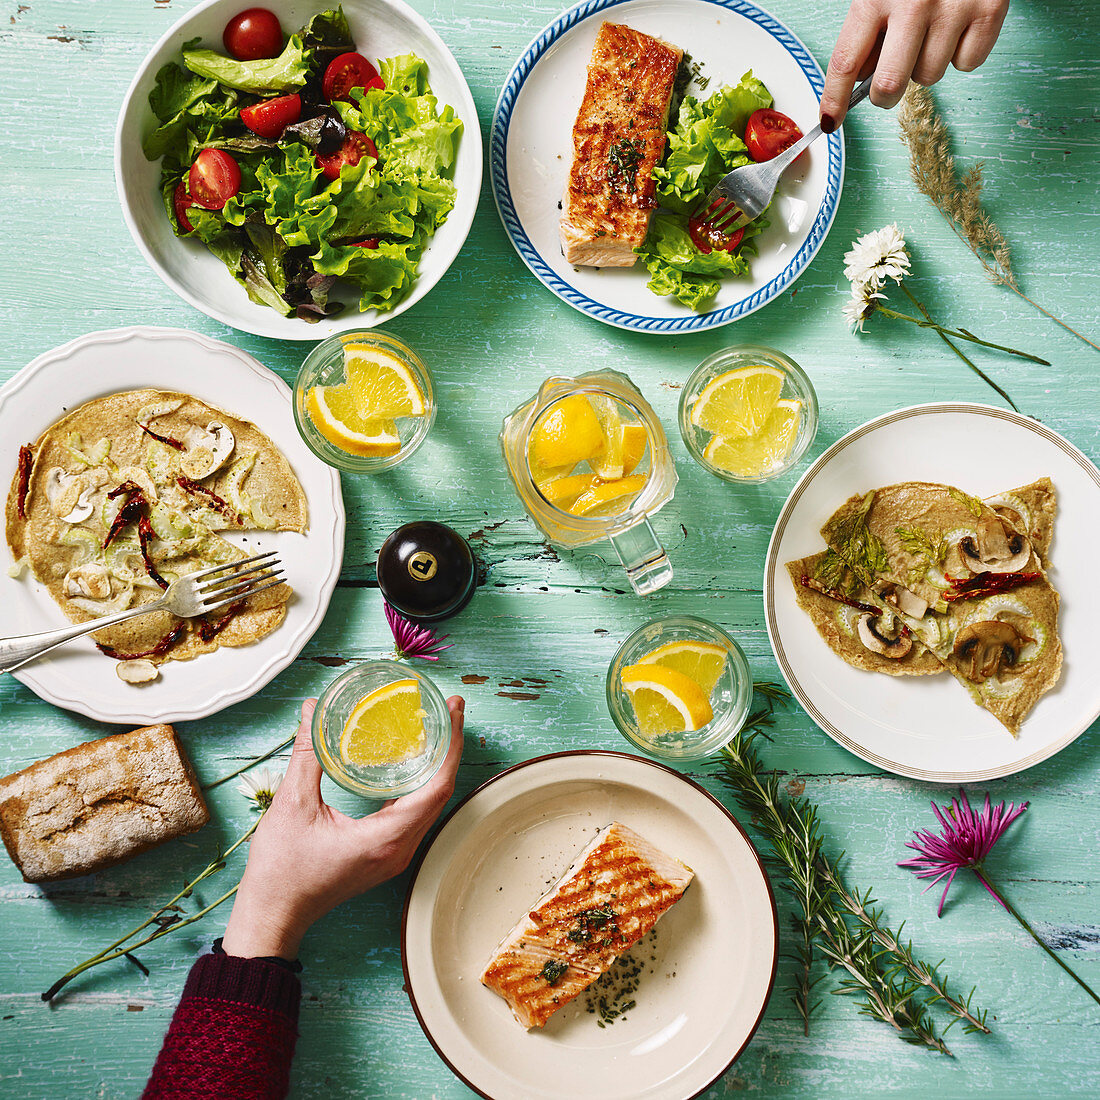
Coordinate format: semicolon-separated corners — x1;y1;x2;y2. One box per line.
1;0;1097;1096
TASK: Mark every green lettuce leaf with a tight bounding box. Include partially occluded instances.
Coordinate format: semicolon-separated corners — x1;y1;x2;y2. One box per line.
183;34;309;93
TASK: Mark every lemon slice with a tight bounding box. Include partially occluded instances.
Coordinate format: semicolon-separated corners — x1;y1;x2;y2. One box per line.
621;423;648;476
690;366;785;436
620;664;713;736
340;678;427;767
529;395;605;470
536;471;599;509
588;395;625;480
305;387;402;457
569;473;648;517
703;399;802;478
635;640;728;697
340;344;427;418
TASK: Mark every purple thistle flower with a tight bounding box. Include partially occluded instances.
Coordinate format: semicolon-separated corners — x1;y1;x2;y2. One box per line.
384;602;453;661
899;789;1028;916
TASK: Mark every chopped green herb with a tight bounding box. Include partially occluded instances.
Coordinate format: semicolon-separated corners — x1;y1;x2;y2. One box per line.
827;491;889;584
540;959;568;986
949;487;983;518
607;137;645;194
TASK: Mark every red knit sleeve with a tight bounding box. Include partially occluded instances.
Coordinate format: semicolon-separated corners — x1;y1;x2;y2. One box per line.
143;952;301;1100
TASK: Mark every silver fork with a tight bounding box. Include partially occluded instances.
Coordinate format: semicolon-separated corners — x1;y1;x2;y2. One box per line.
0;551;285;674
695;76;873;235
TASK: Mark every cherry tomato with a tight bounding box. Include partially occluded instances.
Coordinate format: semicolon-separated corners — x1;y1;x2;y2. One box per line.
172;181;195;234
688;214;744;254
322;52;384;101
240;93;302;139
744;108;804;161
315;132;378;180
222;8;284;61
353;238;380;248
188;149;242;210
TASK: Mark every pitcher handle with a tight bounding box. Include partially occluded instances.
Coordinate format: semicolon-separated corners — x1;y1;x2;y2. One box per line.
609;518;673;596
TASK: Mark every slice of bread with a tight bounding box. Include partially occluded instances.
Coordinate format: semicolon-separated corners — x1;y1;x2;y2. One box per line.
0;724;209;883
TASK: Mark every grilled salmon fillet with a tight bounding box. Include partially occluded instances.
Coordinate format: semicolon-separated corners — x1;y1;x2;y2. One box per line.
480;821;694;1029
559;23;683;267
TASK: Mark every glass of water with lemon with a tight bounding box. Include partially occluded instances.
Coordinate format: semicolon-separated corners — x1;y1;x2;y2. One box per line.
312;661;451;798
606;614;752;761
294;331;435;473
678;345;818;482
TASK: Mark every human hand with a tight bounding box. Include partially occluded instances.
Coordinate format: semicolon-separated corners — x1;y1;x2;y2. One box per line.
819;0;1009;131
221;695;465;960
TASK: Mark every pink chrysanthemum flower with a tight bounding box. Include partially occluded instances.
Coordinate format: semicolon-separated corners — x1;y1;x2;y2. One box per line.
899;790;1027;916
384;602;453;661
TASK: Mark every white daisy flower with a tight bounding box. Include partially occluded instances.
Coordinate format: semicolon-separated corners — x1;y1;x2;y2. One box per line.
236;766;283;811
842;285;884;331
843;224;911;291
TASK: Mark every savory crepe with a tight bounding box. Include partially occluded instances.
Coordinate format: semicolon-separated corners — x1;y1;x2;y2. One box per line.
6;389;307;675
789;479;1061;736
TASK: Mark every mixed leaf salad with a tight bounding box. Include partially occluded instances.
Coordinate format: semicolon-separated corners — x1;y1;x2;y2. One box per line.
143;7;462;320
638;71;799;310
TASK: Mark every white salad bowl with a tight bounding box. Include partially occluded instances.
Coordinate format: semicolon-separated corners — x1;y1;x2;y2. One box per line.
115;0;482;340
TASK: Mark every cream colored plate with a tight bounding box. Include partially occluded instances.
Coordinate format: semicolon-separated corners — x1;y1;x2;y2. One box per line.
0;327;344;724
402;751;777;1100
765;403;1100;782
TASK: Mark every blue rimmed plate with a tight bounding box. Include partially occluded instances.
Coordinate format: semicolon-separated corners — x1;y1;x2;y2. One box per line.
490;0;843;333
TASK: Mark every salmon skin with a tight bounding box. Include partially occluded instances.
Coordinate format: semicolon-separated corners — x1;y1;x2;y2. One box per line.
559;22;683;267
480;821;694;1029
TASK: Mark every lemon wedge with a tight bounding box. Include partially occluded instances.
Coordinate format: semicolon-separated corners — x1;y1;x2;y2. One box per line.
621;423;648;476
305;387;402;457
635;639;728;697
339;679;427;767
569;473;648;517
703;399;802;478
588;395;625;480
536;471;599;510
620;664;713;736
690;365;785;437
529;395;605;470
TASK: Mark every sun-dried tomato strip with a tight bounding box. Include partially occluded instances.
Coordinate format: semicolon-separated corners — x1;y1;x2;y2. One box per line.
15;444;33;518
944;571;1042;602
800;575;879;615
140;423;185;450
104;481;169;589
198;599;245;643
177;476;242;525
137;514;170;590
96;621;185;661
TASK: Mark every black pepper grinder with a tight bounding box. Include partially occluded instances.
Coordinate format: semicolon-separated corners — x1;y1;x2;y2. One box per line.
376;521;477;622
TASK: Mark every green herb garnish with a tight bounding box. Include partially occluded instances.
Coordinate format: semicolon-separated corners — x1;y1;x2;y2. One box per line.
540;959;568;986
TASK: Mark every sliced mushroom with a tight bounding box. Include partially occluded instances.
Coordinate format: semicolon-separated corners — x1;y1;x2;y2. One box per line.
958;514;1032;575
857;613;913;659
116;659;160;684
875;581;928;620
952;620;1032;682
64;562;113;600
180;422;236;480
44;468;96;524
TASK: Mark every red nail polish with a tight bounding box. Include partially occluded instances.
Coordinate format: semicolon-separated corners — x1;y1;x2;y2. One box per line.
820;113;837;134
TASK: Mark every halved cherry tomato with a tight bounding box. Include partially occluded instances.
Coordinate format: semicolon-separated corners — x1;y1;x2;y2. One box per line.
688;214;744;254
316;132;378;180
323;52;384;101
240;93;302;139
353;238;380;248
173;181;195;234
188;149;242;210
744;108;804;162
222;8;284;61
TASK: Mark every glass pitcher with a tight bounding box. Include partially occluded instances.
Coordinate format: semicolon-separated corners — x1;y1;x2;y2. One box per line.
500;370;677;595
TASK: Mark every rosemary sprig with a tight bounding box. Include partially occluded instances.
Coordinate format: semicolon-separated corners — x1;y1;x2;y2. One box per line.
714;683;990;1052
898;83;1098;353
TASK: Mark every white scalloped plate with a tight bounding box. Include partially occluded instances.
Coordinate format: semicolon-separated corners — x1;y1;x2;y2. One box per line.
0;327;344;724
402;752;778;1100
490;0;843;332
765;403;1100;782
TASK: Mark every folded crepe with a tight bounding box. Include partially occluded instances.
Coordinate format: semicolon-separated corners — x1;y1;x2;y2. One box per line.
6;389;307;668
789;479;1061;735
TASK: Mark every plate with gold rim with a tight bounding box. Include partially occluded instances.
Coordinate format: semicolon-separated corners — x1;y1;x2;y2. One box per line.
764;403;1100;782
402;751;777;1100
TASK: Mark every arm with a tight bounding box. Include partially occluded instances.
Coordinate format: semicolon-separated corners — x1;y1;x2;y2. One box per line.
819;0;1010;131
143;696;465;1100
